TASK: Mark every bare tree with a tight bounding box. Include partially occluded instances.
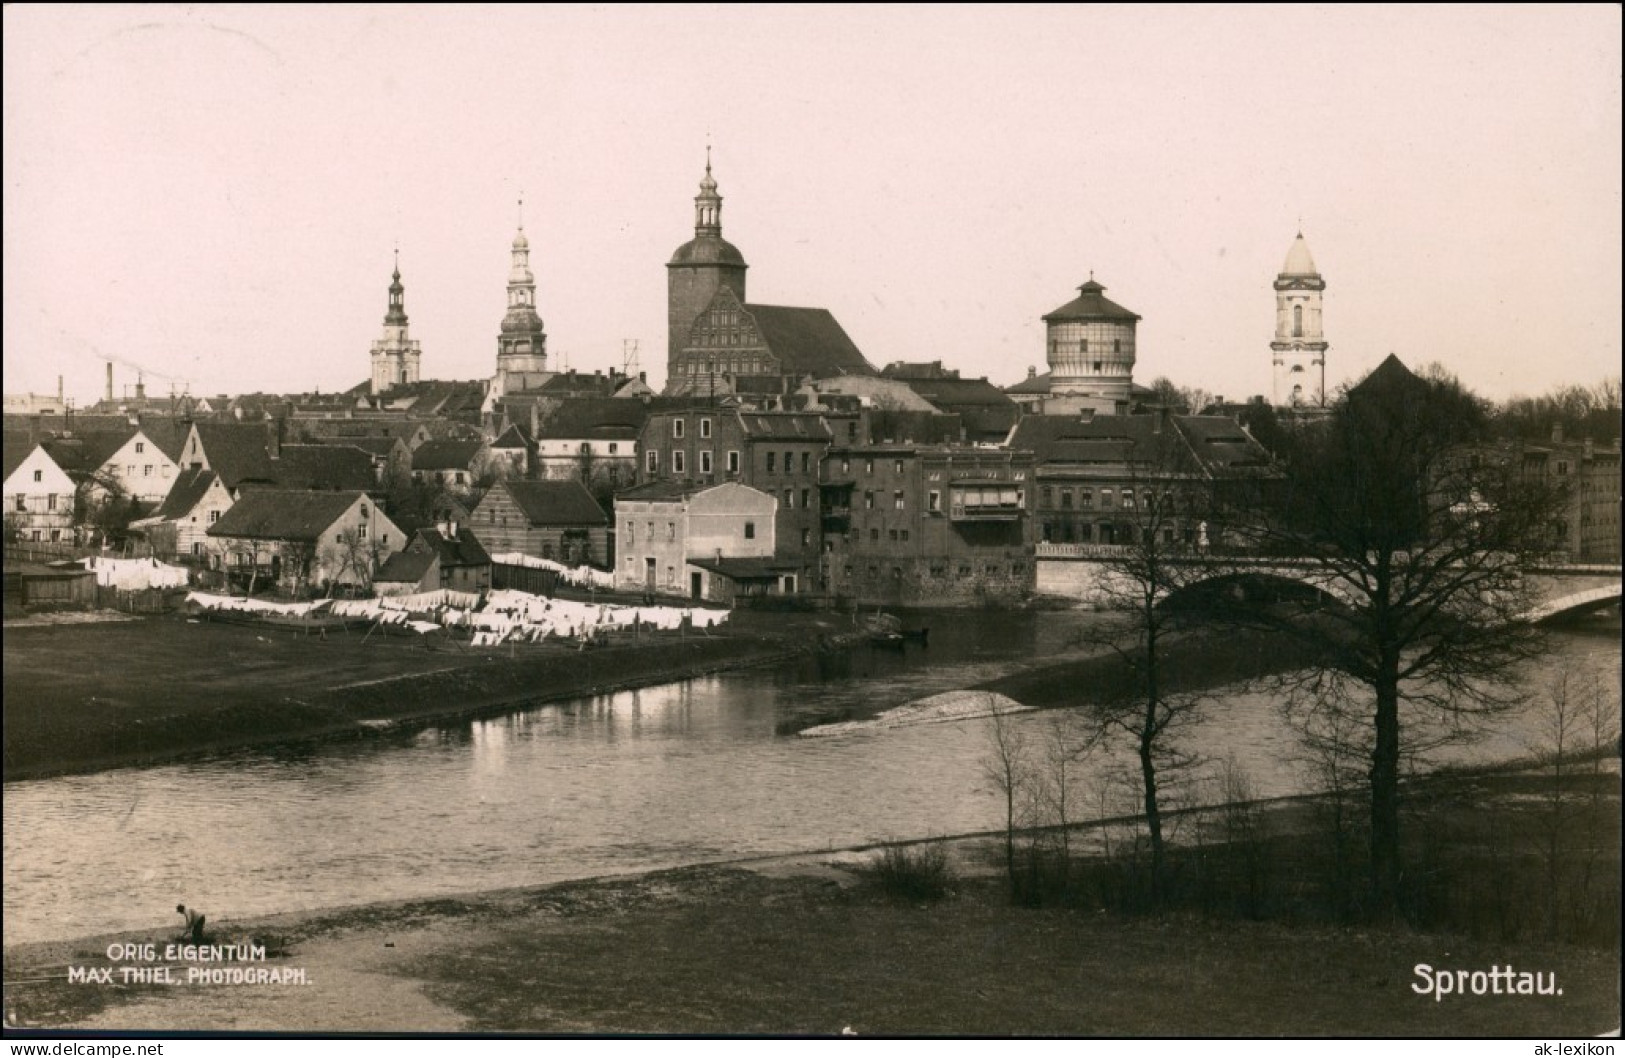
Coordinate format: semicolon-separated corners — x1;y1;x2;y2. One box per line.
1075;413;1226;905
322;527;388;596
1212;358;1559;914
982;694;1034;901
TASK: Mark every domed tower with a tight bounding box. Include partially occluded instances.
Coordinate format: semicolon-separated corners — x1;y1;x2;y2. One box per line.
1271;232;1327;406
1042;276;1140;404
666;153;747;377
369;253;423;396
496;203;549;388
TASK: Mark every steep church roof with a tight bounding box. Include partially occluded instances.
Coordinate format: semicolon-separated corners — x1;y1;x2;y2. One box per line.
745;304;875;377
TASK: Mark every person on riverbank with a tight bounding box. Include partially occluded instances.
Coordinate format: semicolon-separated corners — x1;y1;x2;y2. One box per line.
176;903;205;943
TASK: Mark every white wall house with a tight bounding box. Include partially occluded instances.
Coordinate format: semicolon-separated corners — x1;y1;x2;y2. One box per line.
3;444;77;542
614;481;776;599
87;429;182;506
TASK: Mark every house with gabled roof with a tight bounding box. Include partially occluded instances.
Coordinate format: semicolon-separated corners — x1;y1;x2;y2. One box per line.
410;439;488;490
467;479;608;567
374;525;492;596
527;398;646;492
178;422;375;497
134;467;235;560
3;439;76;543
206;489;402;595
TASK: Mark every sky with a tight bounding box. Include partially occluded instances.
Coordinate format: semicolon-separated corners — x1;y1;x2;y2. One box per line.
4;5;1620;408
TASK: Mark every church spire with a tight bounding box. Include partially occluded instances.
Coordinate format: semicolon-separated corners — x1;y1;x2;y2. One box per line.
694;150;722;236
385;250;407;326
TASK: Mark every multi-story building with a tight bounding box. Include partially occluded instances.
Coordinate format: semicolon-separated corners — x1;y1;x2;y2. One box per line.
1011;409;1275;548
636;407;831;590
2;441;76;543
820;444;1035;605
613;480;786;601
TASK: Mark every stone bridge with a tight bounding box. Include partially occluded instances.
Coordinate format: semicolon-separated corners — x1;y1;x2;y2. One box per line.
1034;544;1622;623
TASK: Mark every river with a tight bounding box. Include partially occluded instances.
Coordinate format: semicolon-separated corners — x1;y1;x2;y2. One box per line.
3;611;1618;947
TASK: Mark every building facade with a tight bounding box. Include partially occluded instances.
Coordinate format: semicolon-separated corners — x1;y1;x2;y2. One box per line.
667;157;748;375
613;481;782;600
467;479;609;567
1041;277;1140;414
493;210;551;396
820;445;1035;605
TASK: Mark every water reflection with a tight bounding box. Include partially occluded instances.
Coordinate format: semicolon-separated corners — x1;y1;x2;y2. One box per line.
3;613;1616;947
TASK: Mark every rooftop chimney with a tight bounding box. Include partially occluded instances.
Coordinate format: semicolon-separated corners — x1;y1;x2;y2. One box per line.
135;374;146;401
267;417;283;459
1551;423;1564;444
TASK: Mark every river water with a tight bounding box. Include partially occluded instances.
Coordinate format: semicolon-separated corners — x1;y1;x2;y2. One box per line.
3;612;1618;947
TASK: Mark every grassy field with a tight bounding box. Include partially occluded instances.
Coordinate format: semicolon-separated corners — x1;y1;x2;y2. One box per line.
4;848;1617;1036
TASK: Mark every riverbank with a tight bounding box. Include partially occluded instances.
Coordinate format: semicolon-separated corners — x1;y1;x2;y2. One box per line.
4;763;1617;1035
2;611;821;782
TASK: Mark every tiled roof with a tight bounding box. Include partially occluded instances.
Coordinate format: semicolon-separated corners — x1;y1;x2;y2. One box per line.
1005;372;1053;395
613;480;697;502
153;468;219;520
490;424;530;449
274;445;377;491
193;423;278;488
495;480;607;527
688;556;797;580
530;399;649;440
375;548;436;584
411;439;485;472
414;526;492;567
745;304;875;377
206;489;367;542
1041;279;1142;322
2;436;39;481
735;412;832;442
1009;413;1274;477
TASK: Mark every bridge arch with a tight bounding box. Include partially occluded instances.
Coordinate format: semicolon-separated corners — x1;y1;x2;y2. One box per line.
1524;583;1622;624
1156;569;1350;614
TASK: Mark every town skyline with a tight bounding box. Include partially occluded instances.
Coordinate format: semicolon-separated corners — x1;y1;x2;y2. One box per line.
5;5;1621;407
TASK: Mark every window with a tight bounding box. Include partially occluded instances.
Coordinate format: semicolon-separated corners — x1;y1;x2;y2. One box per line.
1060;488;1073;509
801;528;811;546
900;529;909;542
870;528;879;541
667;522;675;541
1100;489;1113;509
888;529;898;541
928;490;940;512
727;451;740;474
784;451;794;473
673;419;685;439
894;459;903;475
865;459;874;475
135;442;145;454
1292;304;1303;337
783;489;794;509
209;510;220;524
700;450;713;474
801;488;810;509
700;418;712;439
1122;489;1135;509
14;496;25;512
1079;338;1089;354
744;521;756;539
625;520;634;544
893;490;904;510
144;465;153;477
841;458;850;474
1080;488;1093;509
32;470;41;482
766;451;776;473
864;490;875;510
801;452;810;474
192;542;203;556
1557;461;1569;476
1040;486;1053;507
673;450;686;474
609;443;619;455
46;494;56;510
455;471;466;485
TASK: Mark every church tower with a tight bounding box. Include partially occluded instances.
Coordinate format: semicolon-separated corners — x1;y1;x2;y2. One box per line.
495;201;550;392
1271;233;1327;407
666;152;747;379
369;254;422;396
